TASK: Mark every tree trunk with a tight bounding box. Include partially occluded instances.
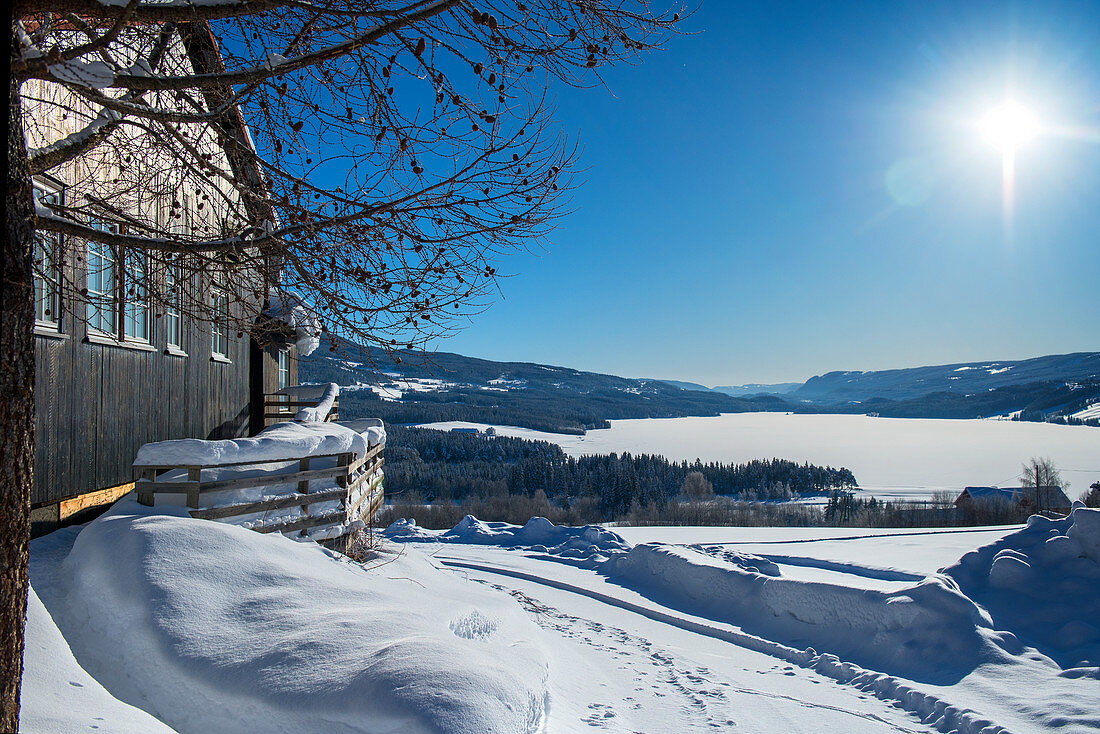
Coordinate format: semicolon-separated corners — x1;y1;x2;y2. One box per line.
1;56;36;730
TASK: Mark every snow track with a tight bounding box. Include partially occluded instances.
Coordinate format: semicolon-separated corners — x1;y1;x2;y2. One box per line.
437;553;1010;734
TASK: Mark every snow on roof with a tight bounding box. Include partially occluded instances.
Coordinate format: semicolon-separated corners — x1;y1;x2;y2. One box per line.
265;292;322;356
961;486;1071;507
962;486;1022;502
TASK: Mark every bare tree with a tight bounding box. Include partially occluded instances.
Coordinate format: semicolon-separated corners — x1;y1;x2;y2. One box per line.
5;1;686;725
1019;456;1065;515
1080;481;1099;509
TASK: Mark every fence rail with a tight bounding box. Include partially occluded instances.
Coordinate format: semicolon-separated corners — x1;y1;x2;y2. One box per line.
263;392;341;425
134;443;383;538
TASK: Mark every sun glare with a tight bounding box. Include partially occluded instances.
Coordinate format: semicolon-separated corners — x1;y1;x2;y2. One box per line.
976;99;1042;222
978;99;1040;154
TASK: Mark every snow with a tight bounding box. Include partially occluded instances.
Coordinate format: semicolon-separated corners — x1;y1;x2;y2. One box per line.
293;381;338;421
387;515;629;565
20;587;179;734
47;59;116;88
1070;401;1100;421
386;513;1100;733
265;292;322;356
417;413;1100;499
134;419;375;467
944;506;1100;669
23;503;1100;733
28;501;549;734
614;525;1022;576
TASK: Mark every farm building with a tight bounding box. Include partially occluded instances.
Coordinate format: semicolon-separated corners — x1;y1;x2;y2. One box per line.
955;486;1073;516
23;22;382;540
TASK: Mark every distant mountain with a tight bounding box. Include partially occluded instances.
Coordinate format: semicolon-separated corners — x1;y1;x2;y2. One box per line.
300;337;799;434
656;380;801;397
795;352;1100;402
712;383;802;397
301;340;1099;433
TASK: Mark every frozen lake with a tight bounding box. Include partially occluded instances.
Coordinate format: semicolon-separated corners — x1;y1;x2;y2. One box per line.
417;413;1100;501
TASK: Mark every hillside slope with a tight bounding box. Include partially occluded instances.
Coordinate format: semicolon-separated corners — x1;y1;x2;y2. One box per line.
796;352;1100;402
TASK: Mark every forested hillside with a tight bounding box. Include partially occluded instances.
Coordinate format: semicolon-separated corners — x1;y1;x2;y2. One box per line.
384;425;857;521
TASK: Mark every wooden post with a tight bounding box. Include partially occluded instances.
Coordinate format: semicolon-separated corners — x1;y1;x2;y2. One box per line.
187;467;201;508
298;456;311;515
137;468;155;506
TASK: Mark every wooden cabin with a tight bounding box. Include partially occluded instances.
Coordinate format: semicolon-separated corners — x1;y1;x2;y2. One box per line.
24;25;305;536
955;486;1073;516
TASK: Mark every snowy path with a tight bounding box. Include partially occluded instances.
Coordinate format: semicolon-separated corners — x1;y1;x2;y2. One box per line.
433;547;939;733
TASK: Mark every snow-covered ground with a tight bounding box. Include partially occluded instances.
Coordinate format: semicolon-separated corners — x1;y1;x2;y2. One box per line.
416;414;1100;500
25;502;1099;733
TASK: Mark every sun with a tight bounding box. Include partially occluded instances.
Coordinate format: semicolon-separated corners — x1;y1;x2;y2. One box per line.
977;99;1040;154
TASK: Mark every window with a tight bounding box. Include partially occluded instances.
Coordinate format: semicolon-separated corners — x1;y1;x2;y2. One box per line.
122;250;150;342
86;226;118;336
86;222;153;345
33;184;62;329
277;349;290;389
211;290;229;358
165;265;183;350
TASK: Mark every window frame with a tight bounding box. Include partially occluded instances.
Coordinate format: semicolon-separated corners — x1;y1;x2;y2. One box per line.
121;249;151;344
32;181;64;332
164;264;185;354
210;288;230;361
85;223;119;337
277;349;291;390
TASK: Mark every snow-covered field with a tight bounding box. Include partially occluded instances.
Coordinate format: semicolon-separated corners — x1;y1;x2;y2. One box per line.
23;503;1100;733
417;414;1100;500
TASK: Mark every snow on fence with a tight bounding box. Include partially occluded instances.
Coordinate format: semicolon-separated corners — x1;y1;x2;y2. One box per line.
133;443;383;539
133;386;384;542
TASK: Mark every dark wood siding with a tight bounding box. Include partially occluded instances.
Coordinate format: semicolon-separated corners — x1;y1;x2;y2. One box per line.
33;290;257;506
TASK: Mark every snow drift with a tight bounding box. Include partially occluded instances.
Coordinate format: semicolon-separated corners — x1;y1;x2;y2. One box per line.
386;515;630;564
20;587;180;734
44;501;549;734
944;505;1100;670
605;542;995;681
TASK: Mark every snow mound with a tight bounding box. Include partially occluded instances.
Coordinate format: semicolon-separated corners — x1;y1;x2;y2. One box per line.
50;501;549;734
689;544;782;576
387;515;631;564
20;587;179;734
134;419;375;467
605;542;995;680
944;506;1100;669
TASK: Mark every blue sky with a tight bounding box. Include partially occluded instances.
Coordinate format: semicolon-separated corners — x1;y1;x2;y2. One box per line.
438;1;1100;385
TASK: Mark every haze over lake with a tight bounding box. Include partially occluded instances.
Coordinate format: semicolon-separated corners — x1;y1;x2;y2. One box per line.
421;413;1100;500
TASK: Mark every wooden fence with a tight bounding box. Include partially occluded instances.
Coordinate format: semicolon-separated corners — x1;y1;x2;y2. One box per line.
134;442;383;537
263;392;341;426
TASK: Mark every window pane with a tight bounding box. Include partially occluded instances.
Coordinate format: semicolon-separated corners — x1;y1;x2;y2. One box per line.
123;251;149;341
86;232;117;335
211;290;229;357
33;187;61;326
166;266;182;347
278;350;290;389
